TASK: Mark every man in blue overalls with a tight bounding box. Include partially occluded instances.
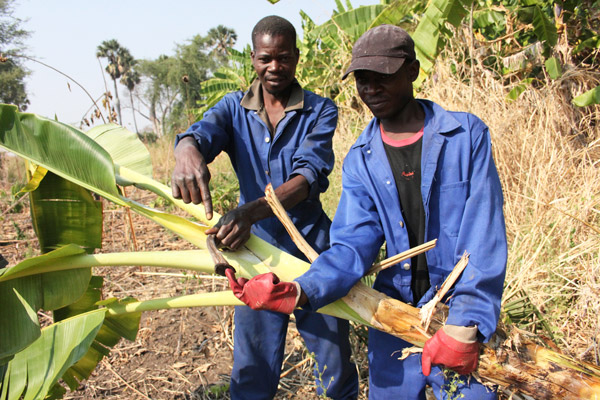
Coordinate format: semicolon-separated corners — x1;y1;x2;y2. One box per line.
226;24;507;399
171;15;358;400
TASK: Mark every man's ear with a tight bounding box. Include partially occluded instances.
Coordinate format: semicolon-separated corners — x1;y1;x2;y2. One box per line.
409;59;420;82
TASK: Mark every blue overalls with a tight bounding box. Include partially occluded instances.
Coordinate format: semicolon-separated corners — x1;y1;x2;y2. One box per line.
177;80;358;400
297;100;507;399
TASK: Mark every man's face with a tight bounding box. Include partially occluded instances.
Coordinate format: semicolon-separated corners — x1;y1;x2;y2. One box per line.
354;60;419;120
251;33;299;96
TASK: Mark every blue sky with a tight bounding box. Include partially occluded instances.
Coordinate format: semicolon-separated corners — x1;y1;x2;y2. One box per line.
13;0;379;131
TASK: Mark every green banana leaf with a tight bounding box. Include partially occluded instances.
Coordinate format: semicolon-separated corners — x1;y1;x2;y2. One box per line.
370;0;422;28
30;171;103;253
85;123;153;185
0;309;105;400
54;276;141;392
544;56;562;80
0;105;121;202
412;0;473;85
330;5;385;42
196;46;255;118
0;104;212;248
308;5;383;50
507;77;535;101
532;4;557;49
0;121;104;365
0;245;91;363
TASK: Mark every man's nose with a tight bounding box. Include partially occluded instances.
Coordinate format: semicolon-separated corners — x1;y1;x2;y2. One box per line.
362;81;379;94
268;60;282;71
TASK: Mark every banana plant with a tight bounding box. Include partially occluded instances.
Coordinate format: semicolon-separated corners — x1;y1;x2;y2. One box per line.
194;45;256;120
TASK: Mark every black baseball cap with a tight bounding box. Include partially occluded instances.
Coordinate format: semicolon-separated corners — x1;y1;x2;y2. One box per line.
342;24;416;80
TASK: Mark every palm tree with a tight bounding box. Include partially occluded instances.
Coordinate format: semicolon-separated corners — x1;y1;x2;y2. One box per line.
96;39;134;126
119;52;141;135
206;25;237;60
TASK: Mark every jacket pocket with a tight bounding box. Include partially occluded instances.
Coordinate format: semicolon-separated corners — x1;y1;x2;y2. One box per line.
439;180;468;237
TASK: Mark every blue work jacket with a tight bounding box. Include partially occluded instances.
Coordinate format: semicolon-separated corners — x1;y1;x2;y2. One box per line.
175;81;337;257
297;100;507;341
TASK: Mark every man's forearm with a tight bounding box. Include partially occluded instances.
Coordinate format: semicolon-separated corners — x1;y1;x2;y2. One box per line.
240;174;310;224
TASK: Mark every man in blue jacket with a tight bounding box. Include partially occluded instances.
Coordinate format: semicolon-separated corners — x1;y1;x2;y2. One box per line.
226;24;507;399
171;15;358;400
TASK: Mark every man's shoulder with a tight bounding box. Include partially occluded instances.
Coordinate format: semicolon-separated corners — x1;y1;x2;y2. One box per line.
211;90;246;113
420;99;488;136
224;90;245;102
302;89;336;108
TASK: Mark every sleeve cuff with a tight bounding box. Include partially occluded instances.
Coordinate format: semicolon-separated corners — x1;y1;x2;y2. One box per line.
294;276;319;311
291;167;319;199
174;132;196;148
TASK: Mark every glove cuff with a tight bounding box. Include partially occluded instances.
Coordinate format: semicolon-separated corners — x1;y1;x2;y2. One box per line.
438;327;479;353
443;325;478;344
293;281;302;309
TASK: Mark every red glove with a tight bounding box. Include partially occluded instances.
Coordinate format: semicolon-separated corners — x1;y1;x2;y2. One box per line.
225;269;299;314
421;327;480;376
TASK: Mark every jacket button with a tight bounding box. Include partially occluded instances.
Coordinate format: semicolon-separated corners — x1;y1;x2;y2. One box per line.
367;149;371;154
402;263;410;270
399;221;404;228
265;136;270;143
386;180;391;185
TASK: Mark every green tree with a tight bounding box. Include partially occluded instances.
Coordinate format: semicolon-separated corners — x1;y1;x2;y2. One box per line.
137;55;179;137
137;26;236;136
0;0;29;110
119;51;141;134
174;34;216;127
96;39;135;125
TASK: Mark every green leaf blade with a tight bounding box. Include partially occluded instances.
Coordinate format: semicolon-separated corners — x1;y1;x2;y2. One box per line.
0;104;122;204
0;309;105;400
544;56;562;80
532;5;557;47
0;246;93;362
573;85;600;107
85;123;153;181
30;172;103;254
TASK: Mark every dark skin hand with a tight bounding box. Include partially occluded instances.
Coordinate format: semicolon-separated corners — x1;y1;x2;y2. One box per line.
172;147;311;250
171;136;214;219
205;174;310;250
